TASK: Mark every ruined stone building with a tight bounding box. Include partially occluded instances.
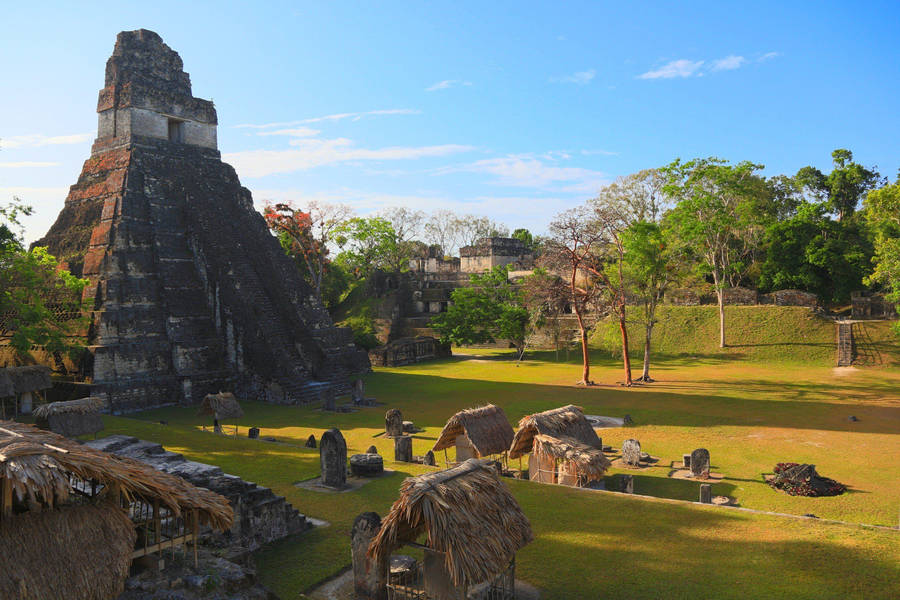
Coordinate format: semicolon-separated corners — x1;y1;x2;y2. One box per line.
30;30;368;412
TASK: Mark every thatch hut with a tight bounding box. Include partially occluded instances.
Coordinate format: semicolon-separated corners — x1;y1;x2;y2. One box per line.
508;405;610;487
198;392;243;434
34;396;105;438
0;420;233;600
431;404;514;466
0;365;52;418
369;458;532;599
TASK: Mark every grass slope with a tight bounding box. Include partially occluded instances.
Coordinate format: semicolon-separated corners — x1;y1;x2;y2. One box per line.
99;344;900;599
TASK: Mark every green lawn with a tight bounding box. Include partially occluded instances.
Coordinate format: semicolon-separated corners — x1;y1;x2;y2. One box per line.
97;336;900;599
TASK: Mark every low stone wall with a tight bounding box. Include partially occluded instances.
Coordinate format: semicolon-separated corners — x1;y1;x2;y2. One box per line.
667;287;820;308
759;289;819;308
368;336;452;367
851;292;898;319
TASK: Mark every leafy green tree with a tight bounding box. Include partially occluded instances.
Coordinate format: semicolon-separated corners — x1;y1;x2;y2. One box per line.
864;180;900;333
796;149;882;221
758;202;873;305
1;200;88;362
334;217;407;277
431;265;529;359
663;157;766;348
511;228;534;250
621;221;682;381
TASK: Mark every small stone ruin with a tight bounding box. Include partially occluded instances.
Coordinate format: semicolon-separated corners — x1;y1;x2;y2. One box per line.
385;409;403;438
350;453;384;477
394;435;413;462
619;474;634;494
248;427;259;439
621;439;642;466
351;512;386;599
319;429;347;489
690;448;710;479
366;445;378;454
699;483;712;504
768;463;846;497
305;434;317;448
424;450;436;466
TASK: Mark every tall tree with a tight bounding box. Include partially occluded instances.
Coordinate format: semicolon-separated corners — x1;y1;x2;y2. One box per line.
424;209;461;256
864;179;900;333
594;168;670;223
263;201;353;303
796;149;882;221
621;221;681;381
455;215;509;248
663;157;766;348
544;206;605;385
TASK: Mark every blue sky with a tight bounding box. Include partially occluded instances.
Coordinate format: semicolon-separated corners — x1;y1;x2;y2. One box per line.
2;1;898;244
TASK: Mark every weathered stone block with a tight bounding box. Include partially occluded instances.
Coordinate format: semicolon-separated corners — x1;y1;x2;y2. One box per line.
319;429;347;489
394;435;413;463
385;408;403;437
690;448;710;479
621;439;641;466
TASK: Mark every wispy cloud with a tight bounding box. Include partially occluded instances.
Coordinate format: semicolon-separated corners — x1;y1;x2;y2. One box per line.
639;52;780;79
552;69;596;85
224;138;474;178
0;161;60;168
426;80;473;92
638;59;705;79
256;127;320;137
1;133;92;149
235;109;420;129
710;55;746;72
439;155;608;194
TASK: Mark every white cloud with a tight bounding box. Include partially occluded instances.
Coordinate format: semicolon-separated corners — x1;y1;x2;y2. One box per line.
0;161;60;168
235;109;420;129
639;52;779;79
224;138;475;178
0;186;70;245
638;59;705;79
256;127;320;137
426;80;473;92
440;155;608;194
552;69;596;84
1;133;92;149
710;55;746;71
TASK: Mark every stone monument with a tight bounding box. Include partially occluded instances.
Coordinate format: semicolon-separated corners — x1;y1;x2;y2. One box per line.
385;408;403;437
30;29;369;413
394;435;413;462
319;429;347;489
690;448;710;479
621;439;642;466
351;512;387;600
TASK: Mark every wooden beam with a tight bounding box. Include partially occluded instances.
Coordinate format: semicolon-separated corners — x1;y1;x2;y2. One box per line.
192;509;199;568
131;534;195;559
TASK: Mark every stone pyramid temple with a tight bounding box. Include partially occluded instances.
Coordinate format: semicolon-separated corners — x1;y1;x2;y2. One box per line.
34;29;369;413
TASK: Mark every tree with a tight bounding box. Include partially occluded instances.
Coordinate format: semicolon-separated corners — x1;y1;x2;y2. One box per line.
796;149;882;221
543;206;606;385
423;209;461;257
455;215;509;248
521;268;570;360
263;201;353;303
621;221;682;381
864;180;900;333
334;216;420;276
511;228;534;250
663;157;766;348
1;200;88;362
594;168;670;223
758;201;873;305
430;265;529;358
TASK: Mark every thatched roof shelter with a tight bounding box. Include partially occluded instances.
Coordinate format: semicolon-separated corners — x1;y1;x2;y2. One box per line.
531;434;609;480
0;420;233;530
508;404;602;458
431;404;514;457
0;365;52;398
197;392;243;420
33;397;105;438
369;458;533;588
0;502;136;600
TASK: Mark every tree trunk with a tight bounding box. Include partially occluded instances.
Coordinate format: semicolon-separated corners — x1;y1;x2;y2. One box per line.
641;321;653;381
573;306;591;385
618;306;632;386
717;289;726;348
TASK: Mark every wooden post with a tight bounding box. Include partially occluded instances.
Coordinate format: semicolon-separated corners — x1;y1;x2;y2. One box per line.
153;500;161;557
1;477;12;520
192;509;199;568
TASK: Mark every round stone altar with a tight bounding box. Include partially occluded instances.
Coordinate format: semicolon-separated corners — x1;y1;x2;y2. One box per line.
350;453;384;477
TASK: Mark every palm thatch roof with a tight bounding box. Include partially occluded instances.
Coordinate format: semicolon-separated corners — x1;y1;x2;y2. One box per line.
33;397;105;418
431;404;514;457
369;458;533;588
532;433;610;480
0;366;52;398
508;404;602;459
0;420;233;530
197;392;243;420
0;502;136;600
